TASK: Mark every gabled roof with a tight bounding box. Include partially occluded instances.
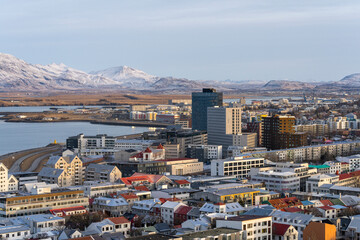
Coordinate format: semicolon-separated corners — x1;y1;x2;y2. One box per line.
157;144;164;149
86;163;118;173
330;198;345;206
282;207;303;213
319;206;334;211
269;197;302;210
38;167;64;178
107;216;130;224
301;200;314;206
175;205;192;215
320;200;334;206
175;180;190;185
120;193;139;200
144;147;152;153
273;223;291;236
134;186;150;191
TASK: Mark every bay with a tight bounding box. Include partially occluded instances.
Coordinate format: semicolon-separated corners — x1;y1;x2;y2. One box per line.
0;120;150;156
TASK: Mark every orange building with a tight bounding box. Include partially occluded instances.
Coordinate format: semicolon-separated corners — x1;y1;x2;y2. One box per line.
303;222;336;240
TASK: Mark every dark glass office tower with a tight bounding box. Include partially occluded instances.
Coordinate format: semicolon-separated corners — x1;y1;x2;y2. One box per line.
192;88;223;131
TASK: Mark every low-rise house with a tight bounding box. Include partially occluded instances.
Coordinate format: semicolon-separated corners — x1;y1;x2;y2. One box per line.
50;206;87;217
200;202;244;215
131;198;162;216
0;225;31;240
160;201;185;225
85;164;122;183
58;229;82;240
92;197;129;217
272;223;298;240
20;214;66;234
83;217;130;237
174;205;193;225
120;173;173;190
317;206;338;219
268;197;303;210
173;179;191;188
151;188;198;200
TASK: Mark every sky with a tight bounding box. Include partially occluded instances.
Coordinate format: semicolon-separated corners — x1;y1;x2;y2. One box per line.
0;0;359;82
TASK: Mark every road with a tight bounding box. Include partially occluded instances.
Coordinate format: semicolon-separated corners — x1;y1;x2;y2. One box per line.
8;145;62;172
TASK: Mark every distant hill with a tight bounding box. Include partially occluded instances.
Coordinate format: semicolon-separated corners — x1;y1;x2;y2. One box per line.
262;80;317;91
0;52;358;92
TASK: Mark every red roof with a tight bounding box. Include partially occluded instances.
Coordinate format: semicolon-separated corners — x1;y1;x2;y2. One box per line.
269;197;302;210
107;216;131;224
175;180;190;185
214;202;225;205
156;158;194;162
157;144;164;149
339;170;360;180
320;200;334;206
120;193;139;200
134;186;150;191
273;223;290;236
341;162;349;165
174;205;192;215
144;147;152;153
282;207;303;213
121;173;166;185
50;206;87;216
131;152;143;159
159;197;181;203
319;206;334;211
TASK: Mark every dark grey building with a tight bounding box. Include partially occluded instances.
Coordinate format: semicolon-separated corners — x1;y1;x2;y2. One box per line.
192;88;223;131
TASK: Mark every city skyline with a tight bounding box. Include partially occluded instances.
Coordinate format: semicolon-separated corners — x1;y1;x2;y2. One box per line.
1;0;360;82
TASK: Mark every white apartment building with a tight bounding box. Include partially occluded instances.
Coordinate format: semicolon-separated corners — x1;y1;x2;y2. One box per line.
114;139;155;151
251;170;300;192
216;215;272;240
305;174;339;193
338;154;360;171
324;161;341;174
211;157;264;179
38;155;84;187
0;163;18;192
238;141;360;162
67;134;117;156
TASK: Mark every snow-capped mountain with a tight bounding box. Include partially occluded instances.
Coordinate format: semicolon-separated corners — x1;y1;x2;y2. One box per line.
90;66;159;88
1;52;359;92
0;53;118;90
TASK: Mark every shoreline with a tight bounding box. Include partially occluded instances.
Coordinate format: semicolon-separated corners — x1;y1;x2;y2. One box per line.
0;117;169;128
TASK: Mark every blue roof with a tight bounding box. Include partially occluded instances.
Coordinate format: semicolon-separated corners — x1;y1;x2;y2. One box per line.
301;200;314;206
331;205;347;209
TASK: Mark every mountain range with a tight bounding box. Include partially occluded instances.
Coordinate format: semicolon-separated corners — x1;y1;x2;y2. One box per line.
0;53;358;92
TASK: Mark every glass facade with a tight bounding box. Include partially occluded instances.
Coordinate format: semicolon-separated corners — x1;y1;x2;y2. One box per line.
192;88;223;131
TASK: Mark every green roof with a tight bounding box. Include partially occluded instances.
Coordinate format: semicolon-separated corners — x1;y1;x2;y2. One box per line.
330;199;345;206
308;164;330;169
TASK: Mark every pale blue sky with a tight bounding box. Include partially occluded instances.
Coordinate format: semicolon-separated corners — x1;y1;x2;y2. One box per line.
0;0;359;82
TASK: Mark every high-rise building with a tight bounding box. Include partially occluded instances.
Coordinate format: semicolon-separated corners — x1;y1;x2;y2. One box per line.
192;88;223;131
207;106;241;148
262;115;307;150
207;106;256;152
